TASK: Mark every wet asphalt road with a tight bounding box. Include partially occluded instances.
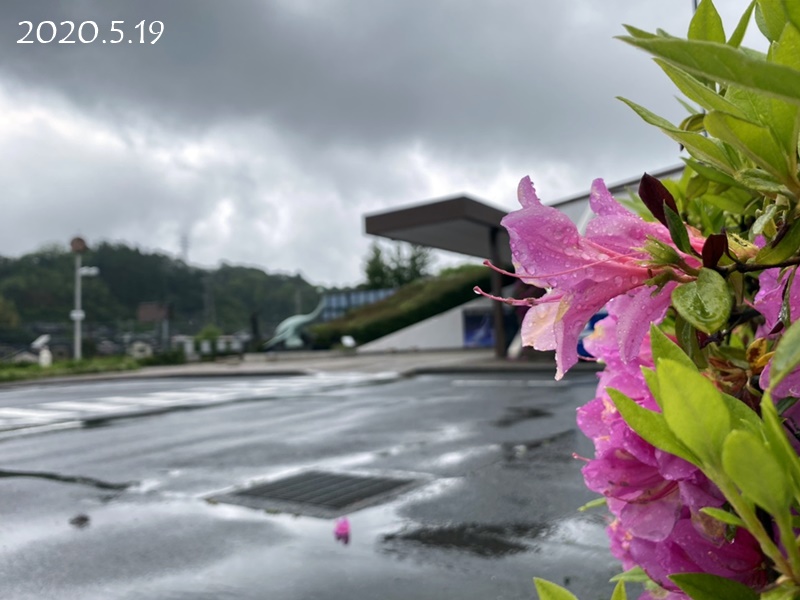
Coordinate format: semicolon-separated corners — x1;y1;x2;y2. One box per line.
0;373;619;600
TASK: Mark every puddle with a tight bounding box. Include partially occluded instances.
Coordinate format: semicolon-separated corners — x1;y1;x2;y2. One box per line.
493;407;552;428
501;430;575;464
382;522;546;558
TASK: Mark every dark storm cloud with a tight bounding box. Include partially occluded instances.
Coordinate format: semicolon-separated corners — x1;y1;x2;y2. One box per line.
1;1;688;156
0;1;757;283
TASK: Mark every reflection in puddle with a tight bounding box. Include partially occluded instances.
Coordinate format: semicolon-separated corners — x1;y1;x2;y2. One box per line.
382;522;545;558
493;407;552;428
501;430;575;464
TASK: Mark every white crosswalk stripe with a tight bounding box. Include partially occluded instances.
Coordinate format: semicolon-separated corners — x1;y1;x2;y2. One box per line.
41;401;134;413
0;372;401;433
0;407;78;421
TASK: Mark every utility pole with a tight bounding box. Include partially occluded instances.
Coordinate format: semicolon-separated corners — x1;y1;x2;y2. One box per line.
69;237;99;361
70;237;87;360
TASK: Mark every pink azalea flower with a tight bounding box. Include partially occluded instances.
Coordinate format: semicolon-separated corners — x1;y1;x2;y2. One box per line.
577;306;766;596
755;267;800;399
501;177;700;379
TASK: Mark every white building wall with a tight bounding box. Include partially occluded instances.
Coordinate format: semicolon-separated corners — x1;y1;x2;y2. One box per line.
359;290;509;353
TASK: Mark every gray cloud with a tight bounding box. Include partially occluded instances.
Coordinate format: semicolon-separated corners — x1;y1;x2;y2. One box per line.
0;0;757;284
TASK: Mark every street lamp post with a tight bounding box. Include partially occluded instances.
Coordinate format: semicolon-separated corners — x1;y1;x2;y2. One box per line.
69;237;99;361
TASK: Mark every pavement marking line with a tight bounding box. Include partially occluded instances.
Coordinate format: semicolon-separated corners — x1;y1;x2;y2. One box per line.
40;401;134;413
104;396;184;406
0;407;75;421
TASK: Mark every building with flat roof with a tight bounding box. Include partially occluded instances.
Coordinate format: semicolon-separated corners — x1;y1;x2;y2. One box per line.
363;165;684;356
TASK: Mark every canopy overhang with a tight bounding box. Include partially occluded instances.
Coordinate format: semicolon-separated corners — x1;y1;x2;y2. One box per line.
364;195;512;265
364;195;512;358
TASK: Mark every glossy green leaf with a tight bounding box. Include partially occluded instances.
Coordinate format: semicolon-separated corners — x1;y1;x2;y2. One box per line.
760;393;800;495
728;1;756;48
658;359;730;467
721;391;762;430
610;567;650;584
671;268;733;334
617;35;800;106
784;0;800;33
650;323;697;369
690;0;726;43
619;98;736;171
675;314;708;368
702;193;752;213
770;318;800;388
622;24;659;40
533;578;578;600
704;111;791;182
756;0;787;41
771;25;800;170
700;506;746;528
577;497;606;512
609;388;700;465
735;168;789;194
659;62;747;118
752;204;779;236
754;219;800;265
641;367;662;408
722;429;792;513
610;581;627;600
670;572;758;600
685;157;745;188
664;205;694;254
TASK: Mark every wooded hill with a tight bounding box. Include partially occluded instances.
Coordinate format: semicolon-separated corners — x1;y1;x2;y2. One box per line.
0;243;320;347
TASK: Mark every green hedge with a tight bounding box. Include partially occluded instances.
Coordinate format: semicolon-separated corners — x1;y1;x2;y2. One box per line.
309;265;506;349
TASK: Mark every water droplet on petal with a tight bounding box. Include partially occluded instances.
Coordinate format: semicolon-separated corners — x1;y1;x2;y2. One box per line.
614;276;623;286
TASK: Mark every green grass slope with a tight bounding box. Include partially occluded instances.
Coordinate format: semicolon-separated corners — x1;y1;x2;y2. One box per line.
309;264;503;349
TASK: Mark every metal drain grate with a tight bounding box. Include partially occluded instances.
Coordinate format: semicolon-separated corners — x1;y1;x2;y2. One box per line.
208;470;419;517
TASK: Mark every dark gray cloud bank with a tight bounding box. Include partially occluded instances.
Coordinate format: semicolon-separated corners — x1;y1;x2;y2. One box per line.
0;1;756;284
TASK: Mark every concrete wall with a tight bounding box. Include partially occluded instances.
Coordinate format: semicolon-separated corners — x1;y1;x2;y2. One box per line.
359;289;510;353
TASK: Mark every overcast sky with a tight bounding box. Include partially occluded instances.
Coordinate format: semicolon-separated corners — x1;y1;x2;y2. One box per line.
0;1;758;286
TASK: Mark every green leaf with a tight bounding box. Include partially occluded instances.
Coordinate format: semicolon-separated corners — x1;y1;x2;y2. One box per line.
617;35;800;106
771;318;800;388
658;62;748;118
664;205;694;254
700;506;746;528
577;497;606;512
610;581;627;600
675;314;708;368
704;111;791;182
609;388;700;465
618;98;736;171
685;157;744;188
752;204;779;236
671;268;733;334
533;578;579;600
721;391;763;430
610;567;651;584
641;366;663;408
771;25;800;169
658;359;731;467
756;0;787;42
760;393;800;495
784;0;800;33
670;572;758;600
650;322;698;370
702;193;751;213
735;168;789;194
728;2;756;48
722;429;792;514
753;219;800;265
690;0;726;44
